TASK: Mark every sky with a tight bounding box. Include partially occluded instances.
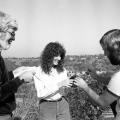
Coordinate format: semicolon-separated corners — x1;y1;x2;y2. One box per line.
1;0;120;58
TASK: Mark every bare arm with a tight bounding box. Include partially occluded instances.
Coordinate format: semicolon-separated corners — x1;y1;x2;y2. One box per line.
82;84;118;107
74;77;118;107
86;62;111;85
94;75;111;85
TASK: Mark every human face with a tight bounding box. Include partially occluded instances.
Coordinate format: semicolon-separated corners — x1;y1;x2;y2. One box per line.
0;28;16;50
53;55;61;66
101;44;119;65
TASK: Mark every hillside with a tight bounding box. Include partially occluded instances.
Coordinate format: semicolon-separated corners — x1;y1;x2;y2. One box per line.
4;54;118;120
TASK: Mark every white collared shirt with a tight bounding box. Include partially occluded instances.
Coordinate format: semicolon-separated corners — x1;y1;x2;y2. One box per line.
33;66;68;100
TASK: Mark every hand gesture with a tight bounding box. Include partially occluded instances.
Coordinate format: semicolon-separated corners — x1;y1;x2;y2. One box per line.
85;61;98;80
74;77;88;89
60;78;74;88
19;70;35;83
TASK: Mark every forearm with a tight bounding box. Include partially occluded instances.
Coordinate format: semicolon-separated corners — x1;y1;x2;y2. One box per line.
0;77;24;101
95;75;111;85
83;85;104;107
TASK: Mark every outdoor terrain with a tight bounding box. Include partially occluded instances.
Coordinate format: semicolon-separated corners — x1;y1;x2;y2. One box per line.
4;54;118;120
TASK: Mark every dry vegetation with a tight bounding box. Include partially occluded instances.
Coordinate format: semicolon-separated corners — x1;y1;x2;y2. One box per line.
4;55;117;120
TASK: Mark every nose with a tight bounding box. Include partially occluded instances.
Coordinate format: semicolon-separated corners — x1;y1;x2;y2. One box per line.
12;36;15;41
58;56;61;60
12;33;15;41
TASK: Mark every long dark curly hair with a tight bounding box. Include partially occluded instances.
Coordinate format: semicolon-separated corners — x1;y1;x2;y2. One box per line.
40;42;66;75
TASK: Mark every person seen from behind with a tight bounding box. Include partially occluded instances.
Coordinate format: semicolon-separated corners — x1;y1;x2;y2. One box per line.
74;29;120;120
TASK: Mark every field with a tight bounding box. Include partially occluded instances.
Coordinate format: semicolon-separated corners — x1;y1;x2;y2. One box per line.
4;54;118;120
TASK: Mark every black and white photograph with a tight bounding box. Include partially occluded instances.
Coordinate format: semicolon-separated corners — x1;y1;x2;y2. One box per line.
0;0;120;120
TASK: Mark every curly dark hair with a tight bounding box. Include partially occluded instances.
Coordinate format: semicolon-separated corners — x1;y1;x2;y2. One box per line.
40;42;66;75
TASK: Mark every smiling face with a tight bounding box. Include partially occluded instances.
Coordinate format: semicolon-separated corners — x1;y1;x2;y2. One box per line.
0;28;16;50
53;55;61;66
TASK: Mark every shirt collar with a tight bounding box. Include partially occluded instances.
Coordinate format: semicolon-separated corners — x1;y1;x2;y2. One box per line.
50;68;57;76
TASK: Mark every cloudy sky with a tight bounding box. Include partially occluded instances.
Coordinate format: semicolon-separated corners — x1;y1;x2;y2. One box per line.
1;0;120;58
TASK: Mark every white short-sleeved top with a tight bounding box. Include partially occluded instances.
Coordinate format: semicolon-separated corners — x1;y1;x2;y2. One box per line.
107;70;120;119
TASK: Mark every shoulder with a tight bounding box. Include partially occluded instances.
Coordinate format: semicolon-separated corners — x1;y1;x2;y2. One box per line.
108;70;120;85
107;70;120;96
111;70;120;81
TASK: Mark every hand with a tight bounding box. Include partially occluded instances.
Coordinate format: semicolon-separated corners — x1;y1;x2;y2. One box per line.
85;62;98;80
74;77;88;89
13;66;28;75
19;71;35;83
60;78;74;88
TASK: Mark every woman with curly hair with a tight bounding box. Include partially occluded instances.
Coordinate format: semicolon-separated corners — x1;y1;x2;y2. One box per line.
34;42;73;120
